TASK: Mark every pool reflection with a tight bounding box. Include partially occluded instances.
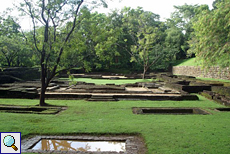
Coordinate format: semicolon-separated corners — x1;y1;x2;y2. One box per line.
32;139;126;152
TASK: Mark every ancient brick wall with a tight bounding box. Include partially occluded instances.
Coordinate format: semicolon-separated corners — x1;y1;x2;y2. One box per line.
172;66;230;80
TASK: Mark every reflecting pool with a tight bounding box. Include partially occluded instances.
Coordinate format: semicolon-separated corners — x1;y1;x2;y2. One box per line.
32;139;126;152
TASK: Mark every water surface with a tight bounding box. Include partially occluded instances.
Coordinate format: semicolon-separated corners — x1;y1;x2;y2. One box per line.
32;139;126;152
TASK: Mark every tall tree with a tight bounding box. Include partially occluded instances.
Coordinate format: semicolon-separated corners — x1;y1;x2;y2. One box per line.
0;13;21;36
189;0;230;68
17;0;109;106
0;14;32;67
121;7;168;78
108;10;135;70
167;4;207;59
212;0;224;9
61;8;121;72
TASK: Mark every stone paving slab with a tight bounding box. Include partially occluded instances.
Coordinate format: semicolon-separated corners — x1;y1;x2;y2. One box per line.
125;87;150;92
45;92;181;96
102;76;127;79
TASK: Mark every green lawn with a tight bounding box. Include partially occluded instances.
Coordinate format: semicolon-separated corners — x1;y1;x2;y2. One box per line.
197;77;230;83
60;77;152;85
172;57;200;66
0;96;230;154
172;58;230;83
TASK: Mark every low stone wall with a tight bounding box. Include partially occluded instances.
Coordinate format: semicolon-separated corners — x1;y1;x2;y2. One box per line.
172;66;230;80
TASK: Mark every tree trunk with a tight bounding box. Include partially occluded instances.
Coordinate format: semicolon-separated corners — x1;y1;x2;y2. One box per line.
39;53;48;106
142;67;147;79
39;67;48;106
39;85;46;106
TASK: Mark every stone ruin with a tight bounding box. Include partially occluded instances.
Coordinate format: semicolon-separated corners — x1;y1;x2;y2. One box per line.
0;70;229;106
0;72;199;101
1;69;230;153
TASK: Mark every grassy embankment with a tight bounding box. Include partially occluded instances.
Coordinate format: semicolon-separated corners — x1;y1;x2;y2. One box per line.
173;58;230;83
171;57;198;67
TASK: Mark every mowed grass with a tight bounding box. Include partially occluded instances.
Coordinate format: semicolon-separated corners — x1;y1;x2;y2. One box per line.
60;78;152;85
0;96;230;154
172;58;199;66
197;77;230;83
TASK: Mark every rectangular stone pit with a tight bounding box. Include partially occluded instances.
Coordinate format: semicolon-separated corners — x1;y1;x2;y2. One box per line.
132;107;211;115
0;105;66;114
22;135;146;154
215;108;230;112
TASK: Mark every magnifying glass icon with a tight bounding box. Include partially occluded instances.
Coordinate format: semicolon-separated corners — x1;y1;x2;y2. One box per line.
3;135;18;151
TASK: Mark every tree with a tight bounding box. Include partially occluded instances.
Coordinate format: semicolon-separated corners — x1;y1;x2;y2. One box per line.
0;14;32;67
212;0;224;9
121;7;168;78
0;35;21;66
166;4;208;59
0;13;21;36
17;0;110;106
188;0;230;68
108;10;135;70
61;8;121;72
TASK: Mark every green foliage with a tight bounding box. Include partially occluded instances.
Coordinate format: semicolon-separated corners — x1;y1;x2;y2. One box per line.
212;0;224;9
0;14;20;36
0;15;33;67
67;71;77;85
166;4;205;60
120;7;176;78
189;0;230;68
62;7;121;72
2;1;228;76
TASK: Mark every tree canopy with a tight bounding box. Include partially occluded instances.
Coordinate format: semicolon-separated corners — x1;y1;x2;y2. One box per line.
188;0;230;68
0;1;229;105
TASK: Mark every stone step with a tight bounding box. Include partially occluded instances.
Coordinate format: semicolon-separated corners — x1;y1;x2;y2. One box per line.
88;99;117;101
158;87;172;93
90;97;114;99
91;96;114;98
88;95;117;101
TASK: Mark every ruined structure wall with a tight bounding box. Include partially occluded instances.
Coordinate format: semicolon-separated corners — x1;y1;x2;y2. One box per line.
172;66;230;80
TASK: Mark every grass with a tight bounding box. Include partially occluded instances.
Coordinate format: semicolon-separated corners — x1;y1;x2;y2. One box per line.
197;77;230;83
60;77;152;85
196;78;230;87
172;58;230;83
0;95;230;154
172;58;200;67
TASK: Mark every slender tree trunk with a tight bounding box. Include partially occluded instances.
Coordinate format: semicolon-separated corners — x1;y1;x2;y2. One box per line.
39;49;48;106
39;84;46;106
39;63;48;106
142;67;147;79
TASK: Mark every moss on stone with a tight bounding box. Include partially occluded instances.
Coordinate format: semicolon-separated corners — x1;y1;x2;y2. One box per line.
212;86;230;97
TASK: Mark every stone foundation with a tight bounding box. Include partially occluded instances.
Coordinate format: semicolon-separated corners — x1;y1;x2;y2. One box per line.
172;66;230;80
